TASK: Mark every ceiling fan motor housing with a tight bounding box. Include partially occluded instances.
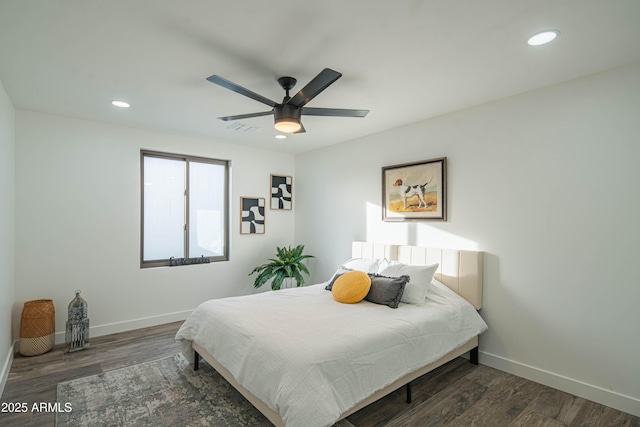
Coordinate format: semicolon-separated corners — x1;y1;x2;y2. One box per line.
274;103;301;122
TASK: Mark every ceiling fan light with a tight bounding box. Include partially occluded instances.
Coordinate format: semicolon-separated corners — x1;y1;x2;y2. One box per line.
274;118;301;133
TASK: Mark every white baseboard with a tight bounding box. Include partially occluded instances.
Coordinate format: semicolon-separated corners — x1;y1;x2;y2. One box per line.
480;350;640;418
53;310;192;345
0;341;15;399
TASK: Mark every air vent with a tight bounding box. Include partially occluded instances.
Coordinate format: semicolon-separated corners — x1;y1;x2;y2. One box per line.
226;122;260;132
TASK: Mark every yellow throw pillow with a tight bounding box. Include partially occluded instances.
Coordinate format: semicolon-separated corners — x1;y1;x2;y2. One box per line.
331;271;372;304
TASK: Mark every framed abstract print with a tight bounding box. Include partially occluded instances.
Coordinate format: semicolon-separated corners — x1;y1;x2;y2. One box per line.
270;174;292;210
240;197;265;234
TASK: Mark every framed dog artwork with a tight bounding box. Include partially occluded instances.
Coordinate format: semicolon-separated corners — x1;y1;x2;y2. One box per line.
382;157;447;221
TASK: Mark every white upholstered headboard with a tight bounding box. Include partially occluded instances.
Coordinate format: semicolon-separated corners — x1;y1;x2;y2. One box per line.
352;241;483;309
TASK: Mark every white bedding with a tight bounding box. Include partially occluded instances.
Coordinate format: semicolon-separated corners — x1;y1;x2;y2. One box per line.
175;280;488;427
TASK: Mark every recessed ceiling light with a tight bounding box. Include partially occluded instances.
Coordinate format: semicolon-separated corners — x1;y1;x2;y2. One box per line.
275;134;287;139
111;100;130;108
528;30;559;46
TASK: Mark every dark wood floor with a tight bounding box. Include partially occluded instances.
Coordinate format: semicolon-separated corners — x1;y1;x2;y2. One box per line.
1;322;638;427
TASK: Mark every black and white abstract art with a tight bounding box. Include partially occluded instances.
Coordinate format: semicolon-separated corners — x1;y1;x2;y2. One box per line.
240;197;265;234
270;175;292;210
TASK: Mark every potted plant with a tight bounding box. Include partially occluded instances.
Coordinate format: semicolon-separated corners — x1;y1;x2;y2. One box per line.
249;245;314;290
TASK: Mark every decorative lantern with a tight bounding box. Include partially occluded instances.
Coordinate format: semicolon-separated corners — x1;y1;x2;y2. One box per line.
65;290;90;352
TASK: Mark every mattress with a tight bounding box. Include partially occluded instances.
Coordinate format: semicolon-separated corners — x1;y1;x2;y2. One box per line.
176;279;488;427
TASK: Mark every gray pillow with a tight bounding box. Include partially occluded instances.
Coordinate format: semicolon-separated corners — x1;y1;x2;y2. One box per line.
364;273;409;308
325;266;354;290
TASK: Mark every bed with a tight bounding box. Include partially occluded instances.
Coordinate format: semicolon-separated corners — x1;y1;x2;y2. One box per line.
175;241;488;427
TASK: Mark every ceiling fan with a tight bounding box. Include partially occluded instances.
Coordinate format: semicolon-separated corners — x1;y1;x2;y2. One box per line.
206;68;369;134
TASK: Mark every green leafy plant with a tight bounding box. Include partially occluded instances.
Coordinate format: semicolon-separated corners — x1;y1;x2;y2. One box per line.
249;245;314;290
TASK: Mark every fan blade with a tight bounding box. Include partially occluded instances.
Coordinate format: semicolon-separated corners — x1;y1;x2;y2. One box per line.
207;75;278;108
287;68;342;108
217;111;273;121
302;107;369;118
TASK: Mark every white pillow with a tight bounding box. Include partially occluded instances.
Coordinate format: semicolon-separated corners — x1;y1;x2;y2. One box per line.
341;258;381;274
378;262;439;305
376;258;392;272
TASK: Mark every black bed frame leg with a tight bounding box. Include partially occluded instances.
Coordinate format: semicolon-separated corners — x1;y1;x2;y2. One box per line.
470;346;479;365
194;350;200;371
406;381;412;404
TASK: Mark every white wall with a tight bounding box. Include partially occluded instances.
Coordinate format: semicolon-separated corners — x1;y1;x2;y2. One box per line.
295;63;640;416
0;80;15;396
14;111;295;341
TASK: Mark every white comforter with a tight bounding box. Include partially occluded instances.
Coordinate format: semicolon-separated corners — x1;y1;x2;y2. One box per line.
175;280;487;427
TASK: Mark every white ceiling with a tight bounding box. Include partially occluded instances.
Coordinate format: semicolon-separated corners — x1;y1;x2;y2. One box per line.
1;1;639;154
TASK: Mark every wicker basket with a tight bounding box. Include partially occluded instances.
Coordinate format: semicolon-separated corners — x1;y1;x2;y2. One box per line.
19;299;55;356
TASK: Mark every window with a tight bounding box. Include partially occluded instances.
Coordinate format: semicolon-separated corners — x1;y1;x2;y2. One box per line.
141;150;229;268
